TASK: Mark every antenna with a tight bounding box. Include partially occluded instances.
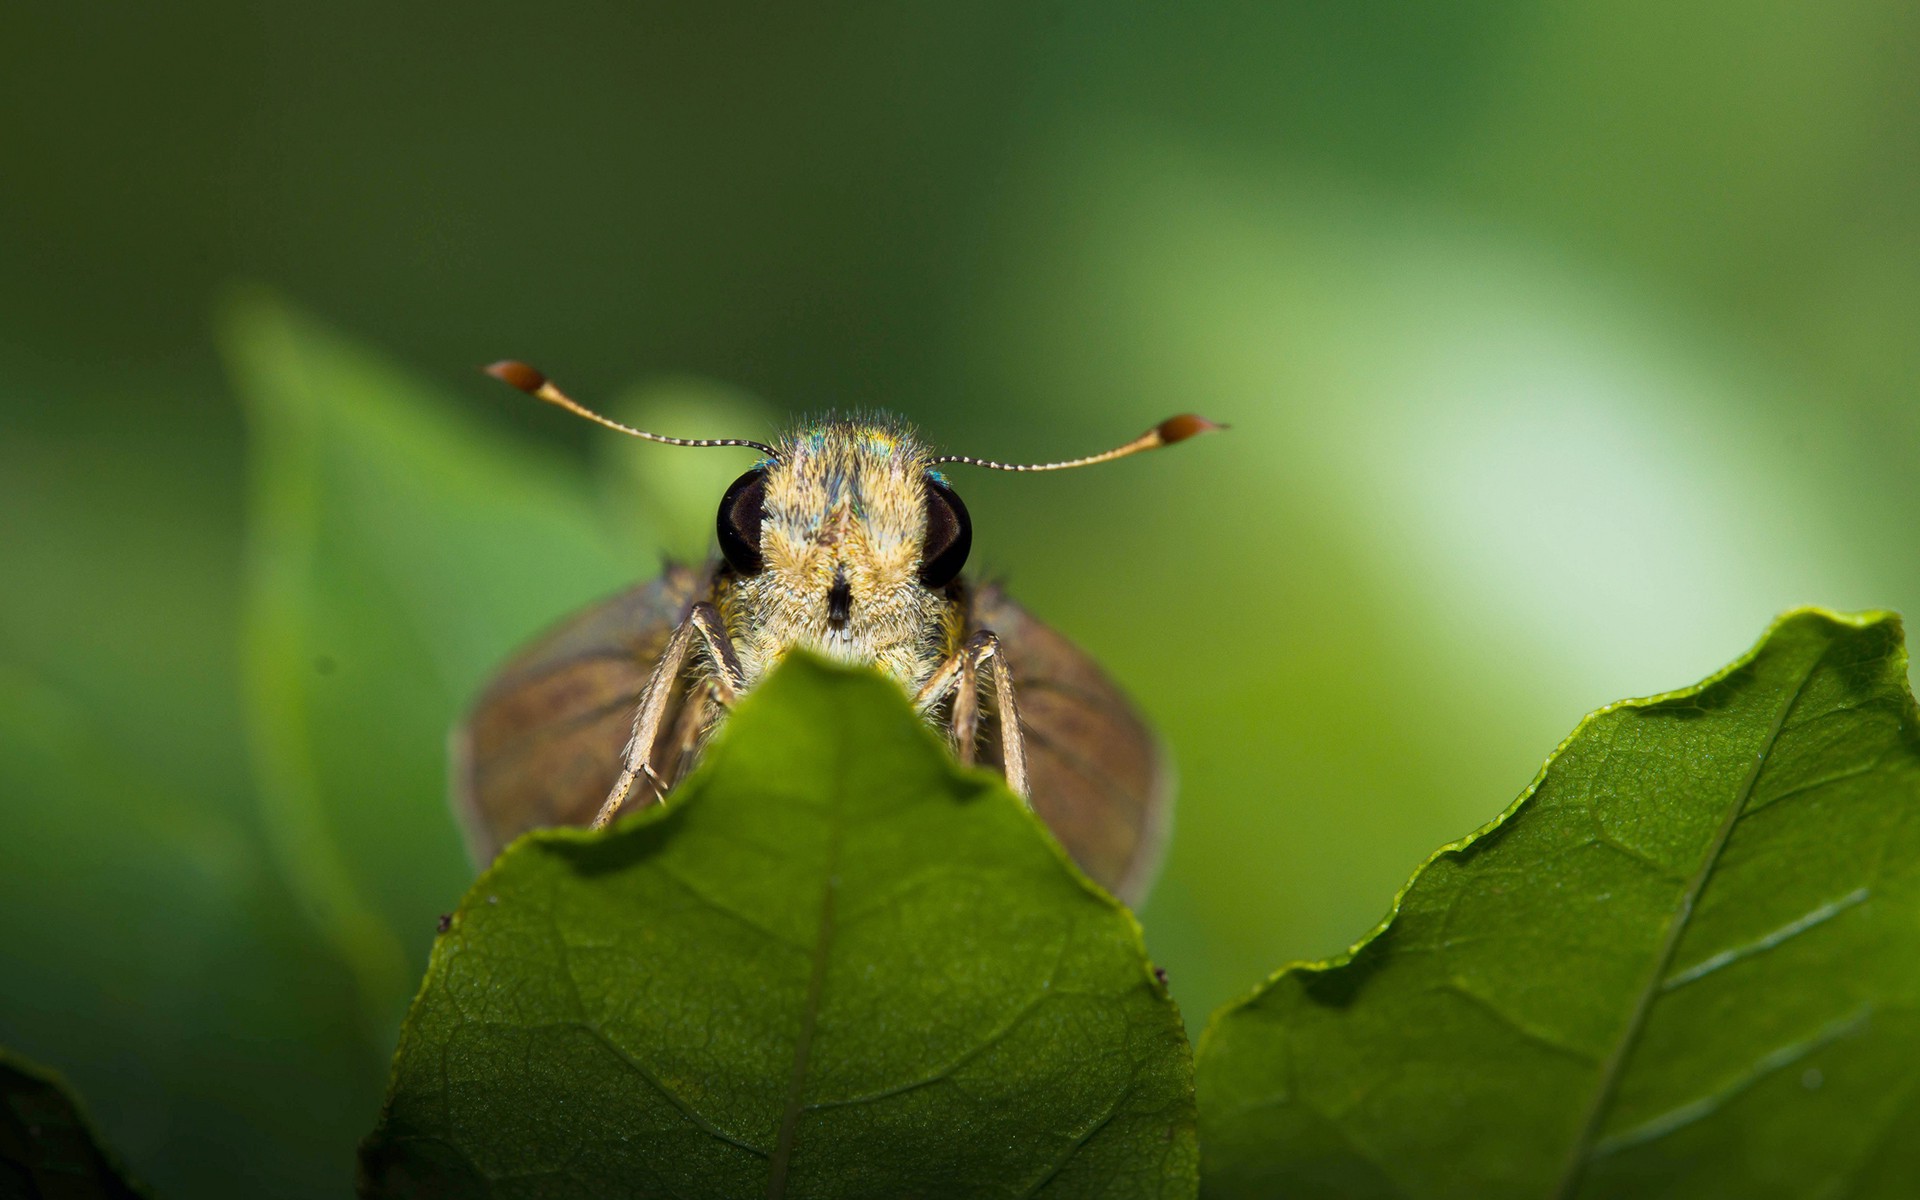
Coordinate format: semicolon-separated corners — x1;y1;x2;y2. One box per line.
929;414;1224;472
485;361;780;457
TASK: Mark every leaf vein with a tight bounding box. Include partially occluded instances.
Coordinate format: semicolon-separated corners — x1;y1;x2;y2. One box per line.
1440;982;1600;1065
653;862;810;954
1661;887;1871;992
1553;640;1825;1198
1012;1098;1124;1197
534;1021;771;1158
1752;756;1888;811
807;937;1069;1112
1593;1003;1872;1157
764;730;848;1197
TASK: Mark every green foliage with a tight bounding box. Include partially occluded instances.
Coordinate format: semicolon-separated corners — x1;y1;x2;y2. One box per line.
0;373;382;1196
2;1051;144;1199
1196;610;1920;1199
216;299;1920;1195
221;292;638;1031
16;297;1920;1196
361;655;1197;1198
12;9;1920;1193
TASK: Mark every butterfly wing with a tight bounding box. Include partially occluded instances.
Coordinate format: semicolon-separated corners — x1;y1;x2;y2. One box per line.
451;563;705;863
454;567;1172;904
969;584;1174;906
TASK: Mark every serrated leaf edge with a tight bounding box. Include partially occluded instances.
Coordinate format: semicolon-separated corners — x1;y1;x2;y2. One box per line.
1194;605;1908;1060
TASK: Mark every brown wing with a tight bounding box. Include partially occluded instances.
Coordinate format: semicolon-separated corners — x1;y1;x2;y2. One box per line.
969;584;1173;906
451;563;706;864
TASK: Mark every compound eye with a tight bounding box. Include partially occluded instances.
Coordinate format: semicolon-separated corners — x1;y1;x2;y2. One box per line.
918;476;972;588
717;468;767;574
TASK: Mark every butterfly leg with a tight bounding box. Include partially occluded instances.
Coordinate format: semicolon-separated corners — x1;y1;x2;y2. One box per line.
592;601;748;829
659;682;716;788
916;631;1029;801
987;637;1028;798
687;601;747;704
592;616;697;828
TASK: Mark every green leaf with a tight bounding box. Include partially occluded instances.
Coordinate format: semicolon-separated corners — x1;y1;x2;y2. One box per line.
1196;608;1920;1199
220;291;637;1030
361;655;1197;1199
0;659;384;1198
0;354;390;1194
1;1050;145;1199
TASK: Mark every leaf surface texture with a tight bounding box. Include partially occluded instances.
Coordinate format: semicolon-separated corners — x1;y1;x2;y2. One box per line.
1198;610;1920;1199
363;656;1197;1199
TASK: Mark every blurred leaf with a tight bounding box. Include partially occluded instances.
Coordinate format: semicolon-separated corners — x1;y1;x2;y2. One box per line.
1197;609;1920;1198
0;350;386;1197
361;655;1197;1199
0;660;382;1200
220;291;638;1031
0;362;250;800
1;1050;144;1199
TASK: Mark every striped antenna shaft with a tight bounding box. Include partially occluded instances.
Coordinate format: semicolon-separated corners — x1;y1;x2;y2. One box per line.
930;414;1223;472
485;361;779;456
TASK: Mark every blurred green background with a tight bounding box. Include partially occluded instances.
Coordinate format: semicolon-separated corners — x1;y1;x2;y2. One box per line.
2;5;1915;1195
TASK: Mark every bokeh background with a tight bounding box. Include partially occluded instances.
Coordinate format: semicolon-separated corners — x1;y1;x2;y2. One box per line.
3;5;1916;1195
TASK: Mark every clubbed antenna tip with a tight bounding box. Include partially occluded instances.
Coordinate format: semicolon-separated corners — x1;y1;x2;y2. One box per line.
930;410;1227;473
482;359;780;457
485;360;548;394
1154;414;1226;446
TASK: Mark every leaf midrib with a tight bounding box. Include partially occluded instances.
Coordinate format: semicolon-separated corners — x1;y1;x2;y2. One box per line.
1551;646;1822;1198
764;749;849;1198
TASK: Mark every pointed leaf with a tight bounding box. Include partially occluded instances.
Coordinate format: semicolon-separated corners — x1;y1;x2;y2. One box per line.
1197;609;1920;1199
221;292;635;1027
361;655;1196;1198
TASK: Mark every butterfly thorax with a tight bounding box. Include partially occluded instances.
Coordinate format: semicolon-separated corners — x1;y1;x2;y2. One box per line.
714;417;964;696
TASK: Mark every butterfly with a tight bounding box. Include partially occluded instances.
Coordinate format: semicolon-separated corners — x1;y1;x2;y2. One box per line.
451;361;1219;906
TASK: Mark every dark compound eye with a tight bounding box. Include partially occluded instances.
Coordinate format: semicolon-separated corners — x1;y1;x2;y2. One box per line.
717;468;767;574
919;476;972;588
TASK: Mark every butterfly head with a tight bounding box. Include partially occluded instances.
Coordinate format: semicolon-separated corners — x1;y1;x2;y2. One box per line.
714;418;968;669
486;359;1220;685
